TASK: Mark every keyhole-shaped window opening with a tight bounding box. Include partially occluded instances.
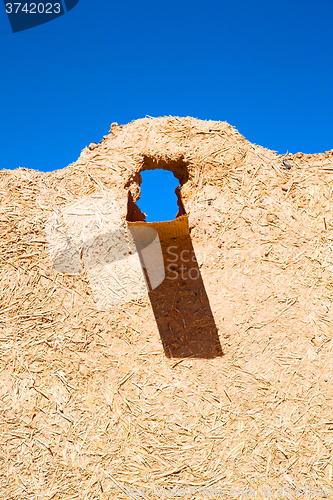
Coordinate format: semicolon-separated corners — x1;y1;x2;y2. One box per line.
137;169;181;222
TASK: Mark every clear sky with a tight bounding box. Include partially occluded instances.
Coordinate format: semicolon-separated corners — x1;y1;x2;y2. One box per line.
0;0;332;221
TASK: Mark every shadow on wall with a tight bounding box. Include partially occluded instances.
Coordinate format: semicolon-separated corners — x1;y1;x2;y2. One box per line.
127;186;223;359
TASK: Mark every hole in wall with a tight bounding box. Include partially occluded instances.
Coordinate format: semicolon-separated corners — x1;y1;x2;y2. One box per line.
137;169;180;222
125;156;190;221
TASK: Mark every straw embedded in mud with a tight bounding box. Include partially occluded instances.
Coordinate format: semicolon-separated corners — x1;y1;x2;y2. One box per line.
1;116;333;498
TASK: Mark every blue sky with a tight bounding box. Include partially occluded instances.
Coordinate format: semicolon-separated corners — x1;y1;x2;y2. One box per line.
0;0;332;221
